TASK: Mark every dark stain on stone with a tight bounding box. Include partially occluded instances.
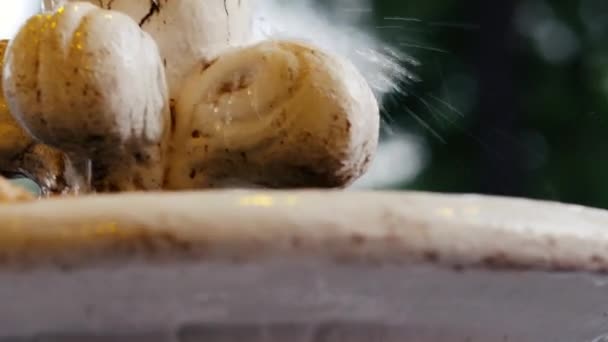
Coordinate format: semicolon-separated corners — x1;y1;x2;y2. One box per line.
170;99;177;134
134;152;146;164
133;175;145;189
351;233;365;246
424;250;439;262
291;236;302;248
591;255;605;264
201;59;217;73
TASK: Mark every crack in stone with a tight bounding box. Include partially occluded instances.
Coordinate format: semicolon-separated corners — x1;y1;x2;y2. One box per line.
224;0;232;41
139;0;160;27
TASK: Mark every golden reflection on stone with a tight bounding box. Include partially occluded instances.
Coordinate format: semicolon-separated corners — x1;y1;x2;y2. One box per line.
239;194;274;207
238;194;299;208
463;206;480;217
436;207;455;218
435;206;481;219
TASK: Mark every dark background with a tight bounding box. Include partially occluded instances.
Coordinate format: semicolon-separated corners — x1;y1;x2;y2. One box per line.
366;0;608;209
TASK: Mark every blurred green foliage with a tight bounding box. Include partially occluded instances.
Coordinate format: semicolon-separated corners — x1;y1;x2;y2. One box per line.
370;0;608;209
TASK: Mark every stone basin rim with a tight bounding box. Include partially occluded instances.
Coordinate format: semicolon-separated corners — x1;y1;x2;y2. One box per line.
0;190;606;274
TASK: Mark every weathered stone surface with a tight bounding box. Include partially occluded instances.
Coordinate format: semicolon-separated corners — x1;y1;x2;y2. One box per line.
0;191;607;340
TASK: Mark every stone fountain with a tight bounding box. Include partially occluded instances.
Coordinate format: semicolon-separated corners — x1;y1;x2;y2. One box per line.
0;2;607;341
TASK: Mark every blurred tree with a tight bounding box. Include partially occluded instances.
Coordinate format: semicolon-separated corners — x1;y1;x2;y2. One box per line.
370;0;608;209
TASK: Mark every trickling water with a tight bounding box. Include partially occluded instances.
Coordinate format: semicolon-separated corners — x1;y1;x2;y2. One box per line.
251;0;415;103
